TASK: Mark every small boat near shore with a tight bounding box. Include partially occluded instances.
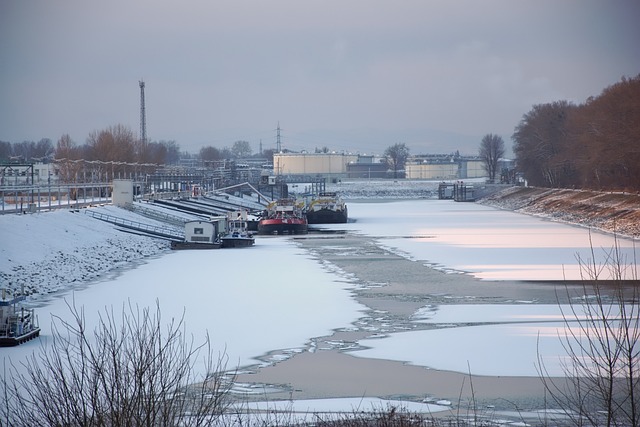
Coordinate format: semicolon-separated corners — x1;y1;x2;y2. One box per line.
305;192;348;224
221;211;255;248
171;219;222;250
258;198;308;235
0;289;40;347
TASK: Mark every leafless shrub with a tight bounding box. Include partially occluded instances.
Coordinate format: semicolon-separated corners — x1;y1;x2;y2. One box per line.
1;299;235;427
538;233;639;427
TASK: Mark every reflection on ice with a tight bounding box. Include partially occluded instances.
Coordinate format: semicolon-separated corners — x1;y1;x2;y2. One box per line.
325;200;639;281
354;304;634;377
413;304;574;323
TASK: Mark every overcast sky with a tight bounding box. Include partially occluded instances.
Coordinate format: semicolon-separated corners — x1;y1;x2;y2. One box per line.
1;1;639;156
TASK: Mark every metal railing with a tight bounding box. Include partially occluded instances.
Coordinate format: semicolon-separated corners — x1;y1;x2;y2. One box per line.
84;210;184;241
128;204;200;227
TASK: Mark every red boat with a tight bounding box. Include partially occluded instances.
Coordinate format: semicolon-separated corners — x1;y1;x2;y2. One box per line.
258;198;308;235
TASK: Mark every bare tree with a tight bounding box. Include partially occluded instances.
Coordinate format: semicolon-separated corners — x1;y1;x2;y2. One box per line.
538;235;639;427
512;74;640;191
512;100;575;187
86;125;136;163
231;140;252;158
0;141;11;161
160;140;181;165
54;134;84;184
1;300;234;427
478;134;505;182
11;141;37;162
200;146;222;162
384;143;410;179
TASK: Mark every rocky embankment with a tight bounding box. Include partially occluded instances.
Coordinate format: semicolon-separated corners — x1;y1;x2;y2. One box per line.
478;186;640;238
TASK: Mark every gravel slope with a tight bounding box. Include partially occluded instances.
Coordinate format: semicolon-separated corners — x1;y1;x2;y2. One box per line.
478;186;640;238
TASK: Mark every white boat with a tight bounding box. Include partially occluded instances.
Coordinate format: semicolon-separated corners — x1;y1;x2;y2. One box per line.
0;289;40;347
171;219;223;250
221;211;255;248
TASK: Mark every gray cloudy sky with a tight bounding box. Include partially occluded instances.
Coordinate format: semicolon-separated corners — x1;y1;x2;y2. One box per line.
1;0;639;156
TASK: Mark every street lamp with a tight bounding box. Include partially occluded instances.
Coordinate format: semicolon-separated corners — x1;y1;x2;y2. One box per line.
48;172;51;210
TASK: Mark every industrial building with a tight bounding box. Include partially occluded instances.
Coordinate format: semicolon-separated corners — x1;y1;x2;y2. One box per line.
272;152;487;181
273;152;359;180
405;155;486;180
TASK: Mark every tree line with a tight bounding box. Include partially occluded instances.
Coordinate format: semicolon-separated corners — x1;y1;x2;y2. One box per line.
0;127;182;166
1;127;269;171
512;74;640;191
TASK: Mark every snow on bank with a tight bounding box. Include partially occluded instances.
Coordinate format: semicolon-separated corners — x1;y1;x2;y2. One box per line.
0;206;170;298
478;186;640;238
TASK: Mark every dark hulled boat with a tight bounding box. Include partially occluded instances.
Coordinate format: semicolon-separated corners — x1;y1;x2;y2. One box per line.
305;192;348;224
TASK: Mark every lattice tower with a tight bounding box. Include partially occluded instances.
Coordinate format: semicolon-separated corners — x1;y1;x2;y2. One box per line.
139;80;147;144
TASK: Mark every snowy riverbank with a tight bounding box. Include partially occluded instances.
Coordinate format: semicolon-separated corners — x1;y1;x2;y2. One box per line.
1;206;170;299
478;185;640;238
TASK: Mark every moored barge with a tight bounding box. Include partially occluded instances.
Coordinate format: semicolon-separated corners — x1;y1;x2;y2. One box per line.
305;192;348;224
258;198;308;235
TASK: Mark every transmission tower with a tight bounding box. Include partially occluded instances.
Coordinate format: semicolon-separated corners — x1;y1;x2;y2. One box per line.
139;80;147;144
276;122;281;153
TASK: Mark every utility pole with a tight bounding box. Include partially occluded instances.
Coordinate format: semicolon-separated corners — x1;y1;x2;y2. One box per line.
139;80;147;144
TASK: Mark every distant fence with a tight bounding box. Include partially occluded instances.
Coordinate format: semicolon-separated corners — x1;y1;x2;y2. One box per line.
0;183;114;214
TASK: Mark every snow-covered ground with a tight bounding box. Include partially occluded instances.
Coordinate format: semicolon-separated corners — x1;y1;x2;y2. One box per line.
1;182;638;415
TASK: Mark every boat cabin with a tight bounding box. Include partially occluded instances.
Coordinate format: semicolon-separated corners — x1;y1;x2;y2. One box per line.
0;289;40;346
184;220;220;244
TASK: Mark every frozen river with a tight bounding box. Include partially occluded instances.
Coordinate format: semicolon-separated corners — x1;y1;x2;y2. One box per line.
4;199;638;380
325;199;637;281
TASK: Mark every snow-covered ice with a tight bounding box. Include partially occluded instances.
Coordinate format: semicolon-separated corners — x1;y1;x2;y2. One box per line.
353;304;608;377
2;236;366;372
314;199;638;281
311;199;638;378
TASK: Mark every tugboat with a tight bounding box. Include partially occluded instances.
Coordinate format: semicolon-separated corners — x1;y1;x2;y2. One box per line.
221;211;255;248
258;198;308;235
0;288;40;347
305;192;348;224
